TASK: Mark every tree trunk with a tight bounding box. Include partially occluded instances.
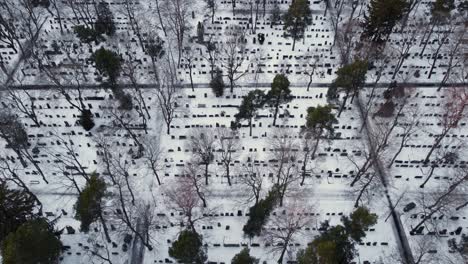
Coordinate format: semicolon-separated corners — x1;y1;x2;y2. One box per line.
419;165;435;188
337;93;349;117
273;100;280;126
388;137;406;168
277;244;288;264
205;163;209;185
99;210;111;242
226;164;231;186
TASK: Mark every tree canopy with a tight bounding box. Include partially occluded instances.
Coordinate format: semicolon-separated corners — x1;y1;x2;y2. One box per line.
305;105;337;137
266;74;292;125
210;68;225;97
297;207;377;264
362;0;408;43
234;89;266;136
243;187;279;238
92;47;121;86
283;0;312;50
231;248;259;264
75;173;106;232
1;218;62;264
0;183;37;241
169;229;207;264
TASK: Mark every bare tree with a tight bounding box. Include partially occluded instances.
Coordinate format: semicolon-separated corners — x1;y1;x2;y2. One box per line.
263;202;313;263
220;27;249;93
187;128;215;185
162;0;192;66
216;127;240;186
410;168;468;234
165;163;214;232
269;129;300;206
239;157;264;205
6;83;41;127
155;59;181;135
96;136;151;249
142;136;164;185
0;156;42;214
424;87;468;162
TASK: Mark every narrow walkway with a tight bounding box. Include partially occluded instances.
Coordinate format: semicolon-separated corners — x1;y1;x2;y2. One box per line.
355;95;415;264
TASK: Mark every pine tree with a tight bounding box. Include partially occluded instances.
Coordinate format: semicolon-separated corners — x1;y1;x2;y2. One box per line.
243;187;279;238
74;25;103;44
231;248;259;264
80;109;95;131
0;183;37;241
297;208;378;264
197;22;205;43
210;68;225;97
283;0;311;51
169;230;207;264
1;218;62;264
304;105;337;159
330;59;368;117
362;0;408;43
234;89;266;136
341;206;377;242
92;47;121;87
95;2;115;36
265;74;292;126
75;173;106;232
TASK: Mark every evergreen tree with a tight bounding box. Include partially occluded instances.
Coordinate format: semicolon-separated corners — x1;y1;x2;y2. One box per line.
265;74;292;126
234;89;266;136
75;173;106;232
197;22;205;43
283;0;311;51
304;105;337;159
0;183;37;241
362;0;408;43
210;68;225;97
95;2;115;36
271;2;281;27
169;230;207;264
330;59;368;117
231;248;259;264
297;224;355;264
80;109;95;131
92;47;121;87
297;208;378;264
342;206;377;242
431;0;455;22
243;187;279;238
0;115;28;148
1;218;62;264
74;26;103;44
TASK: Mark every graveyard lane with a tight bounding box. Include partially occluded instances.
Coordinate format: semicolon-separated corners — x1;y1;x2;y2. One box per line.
4;82;467;91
